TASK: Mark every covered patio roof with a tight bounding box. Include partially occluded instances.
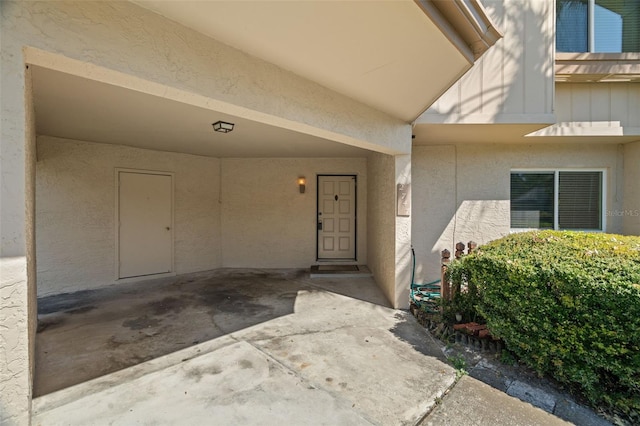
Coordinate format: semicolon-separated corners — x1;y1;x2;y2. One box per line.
30;0;501;159
134;0;501;122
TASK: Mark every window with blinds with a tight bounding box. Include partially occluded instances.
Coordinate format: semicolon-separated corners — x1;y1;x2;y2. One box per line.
510;170;604;231
557;0;640;53
511;173;554;229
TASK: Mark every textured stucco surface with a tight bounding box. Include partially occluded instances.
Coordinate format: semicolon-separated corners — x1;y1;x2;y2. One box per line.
367;152;397;307
6;0;409;155
2;0;409;419
394;154;412;309
623;141;640;235
412;143;625;285
366;152;412;309
221;158;367;268
36;139;370;294
36;137;221;296
1;20;35;426
0;258;31;425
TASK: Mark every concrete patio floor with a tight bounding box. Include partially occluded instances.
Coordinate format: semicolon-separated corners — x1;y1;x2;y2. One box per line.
33;269;571;425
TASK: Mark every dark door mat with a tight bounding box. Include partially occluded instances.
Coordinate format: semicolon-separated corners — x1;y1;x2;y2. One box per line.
310;265;372;278
316;265;359;272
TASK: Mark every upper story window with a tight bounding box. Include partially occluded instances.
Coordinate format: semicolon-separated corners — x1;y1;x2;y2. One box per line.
556;0;640;53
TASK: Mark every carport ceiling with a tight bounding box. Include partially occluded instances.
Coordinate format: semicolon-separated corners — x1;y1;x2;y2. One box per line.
133;0;472;122
31;66;370;158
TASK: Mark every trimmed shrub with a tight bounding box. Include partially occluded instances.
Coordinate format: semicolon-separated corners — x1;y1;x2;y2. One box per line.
447;231;640;419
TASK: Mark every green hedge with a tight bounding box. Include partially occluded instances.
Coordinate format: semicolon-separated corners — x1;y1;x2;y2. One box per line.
447;231;640;419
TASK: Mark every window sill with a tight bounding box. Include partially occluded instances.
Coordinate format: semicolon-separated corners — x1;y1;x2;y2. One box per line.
556;52;640;61
555;53;640;83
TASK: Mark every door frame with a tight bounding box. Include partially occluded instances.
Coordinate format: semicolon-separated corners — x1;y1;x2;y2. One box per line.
114;168;175;281
316;174;357;261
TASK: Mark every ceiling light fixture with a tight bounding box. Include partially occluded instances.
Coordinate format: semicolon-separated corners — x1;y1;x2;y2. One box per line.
212;121;234;133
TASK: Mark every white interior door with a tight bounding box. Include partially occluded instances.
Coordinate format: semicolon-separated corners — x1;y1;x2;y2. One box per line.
118;171;173;278
317;175;356;260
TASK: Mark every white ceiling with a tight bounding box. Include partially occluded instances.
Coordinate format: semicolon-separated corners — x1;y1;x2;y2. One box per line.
32;66;370;158
133;0;470;122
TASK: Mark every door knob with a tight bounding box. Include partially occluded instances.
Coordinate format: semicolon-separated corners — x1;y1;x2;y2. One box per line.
166;227;171;231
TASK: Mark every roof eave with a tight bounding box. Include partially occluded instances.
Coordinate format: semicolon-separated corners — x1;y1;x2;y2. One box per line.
416;0;503;62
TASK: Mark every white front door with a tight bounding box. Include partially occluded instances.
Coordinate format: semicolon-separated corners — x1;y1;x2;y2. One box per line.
317;175;356;260
118;171;173;279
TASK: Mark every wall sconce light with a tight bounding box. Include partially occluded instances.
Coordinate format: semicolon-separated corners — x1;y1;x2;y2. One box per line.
298;177;306;193
212;121;234;133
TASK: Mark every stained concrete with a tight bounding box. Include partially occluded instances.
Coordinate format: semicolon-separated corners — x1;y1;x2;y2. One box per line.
33;269;450;424
33;268;580;425
35;269;317;396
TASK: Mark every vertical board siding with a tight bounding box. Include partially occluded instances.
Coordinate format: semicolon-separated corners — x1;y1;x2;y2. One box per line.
501;0;526;115
610;84;629;125
424;0;554;122
629;84;640;127
571;83;592;121
460;56;483;115
523;0;552;114
555;84;573;122
591;86;611;122
556;83;640;128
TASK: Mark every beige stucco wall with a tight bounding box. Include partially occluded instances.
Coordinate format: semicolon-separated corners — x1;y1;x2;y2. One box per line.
367;153;397;306
0;88;35;423
394;154;412;309
412;143;625;285
2;0;411;418
367;152;412;309
0;259;32;425
220;158;368;268
623;141;640;235
0;29;36;426
36;141;370;293
36;137;222;296
422;0;555;125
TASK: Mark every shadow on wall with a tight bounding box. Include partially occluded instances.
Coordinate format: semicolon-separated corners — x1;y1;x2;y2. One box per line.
426;0;553;123
435;199;511;251
412;0;553;284
413;199;510;286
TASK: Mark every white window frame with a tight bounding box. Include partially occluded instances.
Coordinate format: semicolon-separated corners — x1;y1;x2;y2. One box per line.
510;168;607;233
588;0;596;53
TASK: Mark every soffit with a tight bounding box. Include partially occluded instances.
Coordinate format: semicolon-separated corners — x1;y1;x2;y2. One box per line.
555;53;640;83
413;122;640;145
132;0;478;122
412;123;555;144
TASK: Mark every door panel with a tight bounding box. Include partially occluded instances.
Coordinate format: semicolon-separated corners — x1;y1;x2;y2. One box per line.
317;175;356;260
118;171;173;278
